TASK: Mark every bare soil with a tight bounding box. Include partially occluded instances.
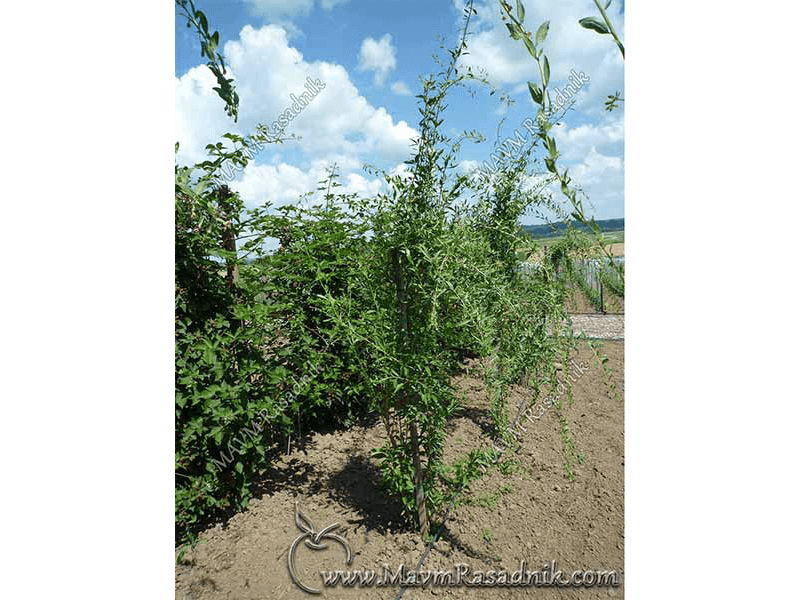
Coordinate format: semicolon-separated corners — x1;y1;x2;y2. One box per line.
565;286;624;315
176;341;624;599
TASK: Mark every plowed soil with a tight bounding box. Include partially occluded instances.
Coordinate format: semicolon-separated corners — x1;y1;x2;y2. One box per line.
176;340;624;599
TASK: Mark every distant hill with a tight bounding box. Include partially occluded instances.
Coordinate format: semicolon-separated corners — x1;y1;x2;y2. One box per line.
521;218;624;238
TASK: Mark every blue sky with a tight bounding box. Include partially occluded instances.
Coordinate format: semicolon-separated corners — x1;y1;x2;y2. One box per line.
175;0;624;224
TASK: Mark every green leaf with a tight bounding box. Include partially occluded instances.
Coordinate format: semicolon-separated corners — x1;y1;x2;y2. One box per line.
528;81;542;105
222;132;244;143
579;17;610;35
197;11;208;34
536;109;548;130
234;461;243;474
535;21;550;45
516;0;525;22
505;22;522;40
212;427;223;444
522;35;536;57
547;137;557;158
542;55;550;88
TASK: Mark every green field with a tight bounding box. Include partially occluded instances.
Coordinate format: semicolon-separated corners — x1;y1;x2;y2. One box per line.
524;229;624;247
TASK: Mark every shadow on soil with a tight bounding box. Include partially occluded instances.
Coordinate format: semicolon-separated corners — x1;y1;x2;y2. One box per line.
450;406;495;438
178;354;500;547
178;412;386;546
328;455;405;534
248;426;405;535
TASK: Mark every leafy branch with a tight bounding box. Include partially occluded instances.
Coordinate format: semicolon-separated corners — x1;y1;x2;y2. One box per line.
586;337;619;403
581;1;624;111
176;0;240;122
605;91;623;112
579;0;625;59
499;0;623;280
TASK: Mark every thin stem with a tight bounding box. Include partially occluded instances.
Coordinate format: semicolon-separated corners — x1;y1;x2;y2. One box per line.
593;0;624;58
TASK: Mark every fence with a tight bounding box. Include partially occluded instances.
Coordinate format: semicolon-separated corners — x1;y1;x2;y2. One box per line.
572;257;624;314
517;256;625;314
516;262;540;276
575;257;624;289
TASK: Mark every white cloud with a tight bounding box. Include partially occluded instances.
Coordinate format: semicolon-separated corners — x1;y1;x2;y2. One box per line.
174;65;239;166
175;24;417;211
556;147;624;219
458;26;537;84
243;0;350;19
456;0;624;115
529;144;623;221
452;0;624;220
551;114;624;161
243;0;314;21
319;0;350;9
390;81;412;96
232;159;389;214
341;172;384;198
242;0;350;36
233;162;317;209
571;147;623;186
357;34;397;85
387;162;413;182
459;159;481;174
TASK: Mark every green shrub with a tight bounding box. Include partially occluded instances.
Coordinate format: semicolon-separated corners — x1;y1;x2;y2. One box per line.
175;0;604;546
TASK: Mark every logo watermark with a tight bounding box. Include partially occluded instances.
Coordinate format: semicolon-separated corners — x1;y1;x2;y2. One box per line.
215;76;325;184
550;69;590;115
490;357;589;458
257;76;325;143
286;507;619;593
320;561;619;589
527;358;590;421
210;359;325;472
288;504;353;594
477;69;590;179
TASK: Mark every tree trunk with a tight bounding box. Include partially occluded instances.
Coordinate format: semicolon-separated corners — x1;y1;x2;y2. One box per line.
391;247;428;539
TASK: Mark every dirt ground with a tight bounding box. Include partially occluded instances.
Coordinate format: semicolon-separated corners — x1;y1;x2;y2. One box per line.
565;286;624;315
176;341;624;599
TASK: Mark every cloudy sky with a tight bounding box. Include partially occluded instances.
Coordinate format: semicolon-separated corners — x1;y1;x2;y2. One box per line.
175;0;624;224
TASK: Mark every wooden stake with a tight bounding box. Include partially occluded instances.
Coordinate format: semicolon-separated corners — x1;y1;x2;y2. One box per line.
410;420;429;540
392;247;428;539
219;189;239;289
